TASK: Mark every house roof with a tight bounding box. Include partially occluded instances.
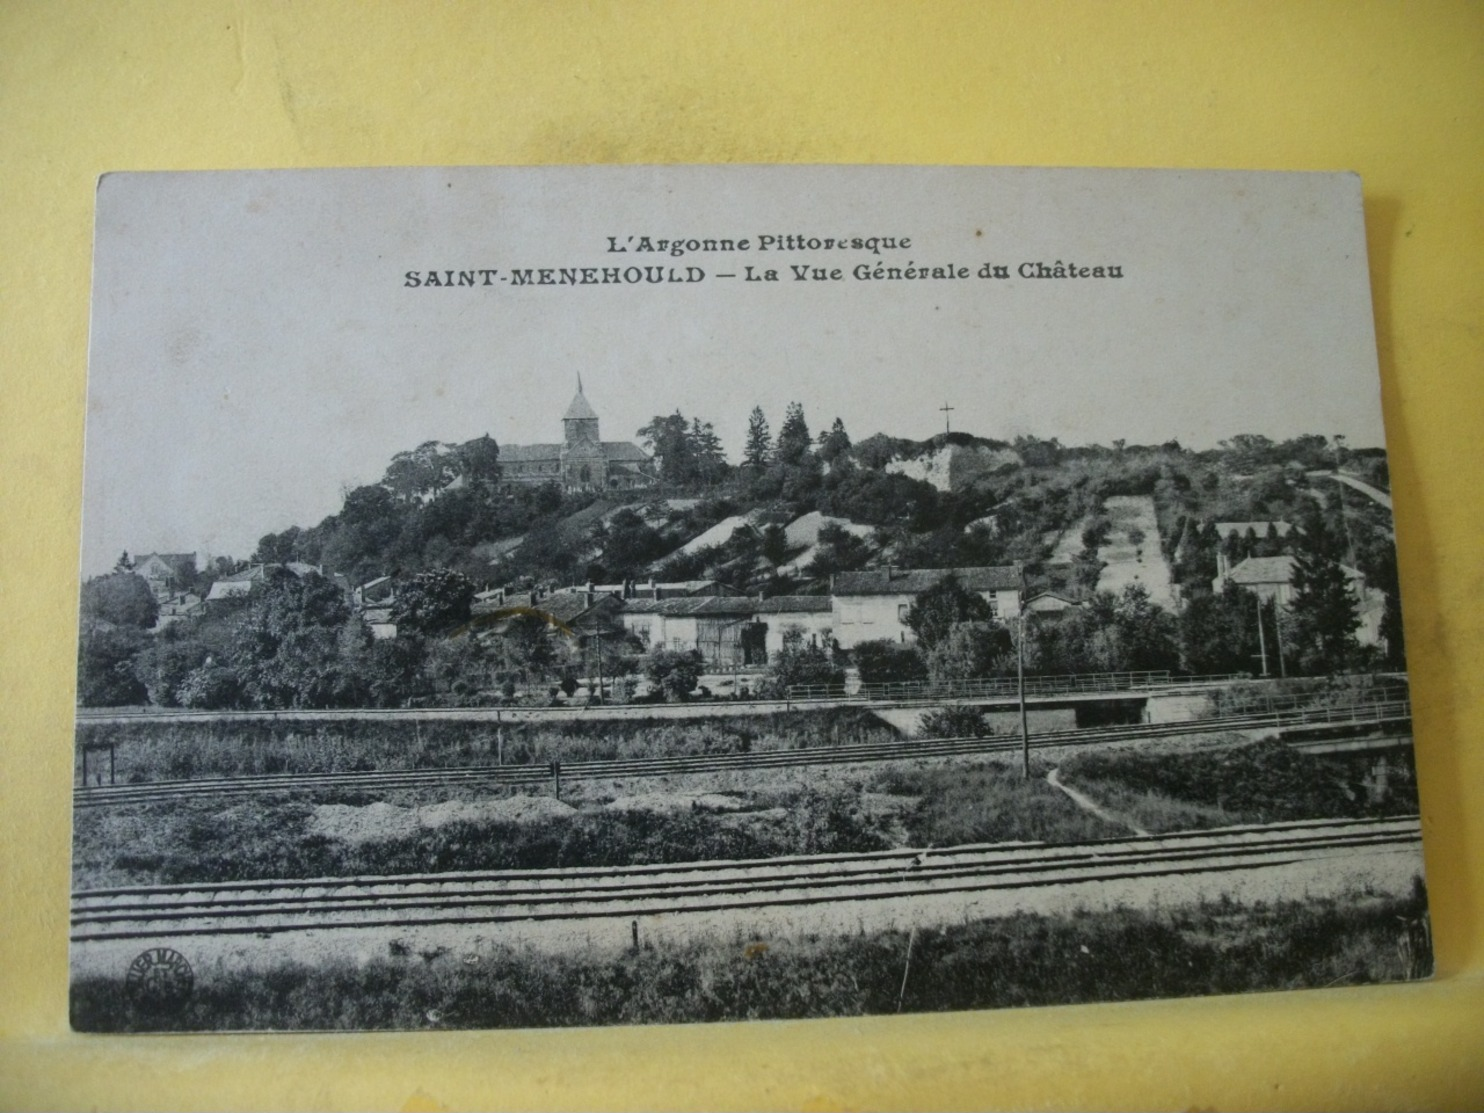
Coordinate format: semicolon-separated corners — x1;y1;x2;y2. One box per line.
621;596;760;617
541;591;622;624
1027;589;1086;606
205;580;254;601
832;566;1022;596
1225;555;1297;585
601;441;651;462
752;595;832;614
136;552;196;575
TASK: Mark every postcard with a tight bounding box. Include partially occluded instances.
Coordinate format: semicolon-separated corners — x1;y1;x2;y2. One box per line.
71;166;1428;1031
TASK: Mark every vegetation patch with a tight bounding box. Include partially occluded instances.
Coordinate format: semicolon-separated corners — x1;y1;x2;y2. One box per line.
870;759;1125;845
72;883;1431;1031
76;707;898;784
1057;739;1419;833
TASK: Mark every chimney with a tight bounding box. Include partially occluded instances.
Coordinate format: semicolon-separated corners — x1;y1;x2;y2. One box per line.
585;580;595;607
650;576;659;601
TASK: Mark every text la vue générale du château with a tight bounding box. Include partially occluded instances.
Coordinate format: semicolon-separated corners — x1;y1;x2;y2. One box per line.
402;233;1124;288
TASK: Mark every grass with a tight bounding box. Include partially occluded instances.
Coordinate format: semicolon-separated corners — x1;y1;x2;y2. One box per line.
871;759;1126;845
71;881;1432;1032
74;755;1135;888
1056;739;1420;834
74;786;903;888
75;708;898;784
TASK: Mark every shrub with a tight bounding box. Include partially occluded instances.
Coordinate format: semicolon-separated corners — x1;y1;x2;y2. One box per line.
919;705;994;738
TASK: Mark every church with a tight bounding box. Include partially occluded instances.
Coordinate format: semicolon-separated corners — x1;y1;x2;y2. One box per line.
499;380;656;491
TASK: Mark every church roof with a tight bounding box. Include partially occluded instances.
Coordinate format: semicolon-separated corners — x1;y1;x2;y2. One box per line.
601;441;650;462
563;388;599;422
500;443;562;462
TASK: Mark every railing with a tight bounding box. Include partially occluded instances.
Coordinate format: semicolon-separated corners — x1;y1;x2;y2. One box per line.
785;671;1252;704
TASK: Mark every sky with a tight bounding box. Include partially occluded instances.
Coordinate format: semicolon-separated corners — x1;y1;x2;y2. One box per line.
81;166;1389;576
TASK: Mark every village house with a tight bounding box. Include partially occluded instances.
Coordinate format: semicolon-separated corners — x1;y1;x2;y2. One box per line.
132;552;197;602
830;566;1023;648
203;561;338;608
1214;554;1387;647
618;596;763;665
1212;520;1293;578
595;578;744;601
498;379;655;491
1024;589;1087;615
751;595;834;659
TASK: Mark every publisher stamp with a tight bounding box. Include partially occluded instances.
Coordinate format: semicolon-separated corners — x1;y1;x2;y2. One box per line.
124;947;194;1013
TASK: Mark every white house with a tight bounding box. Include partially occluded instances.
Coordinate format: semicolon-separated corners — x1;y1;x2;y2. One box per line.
830;566;1022;648
1214;554;1387;647
751;595;834;658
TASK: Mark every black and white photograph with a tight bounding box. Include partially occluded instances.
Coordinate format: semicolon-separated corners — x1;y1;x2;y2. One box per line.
70;165;1429;1032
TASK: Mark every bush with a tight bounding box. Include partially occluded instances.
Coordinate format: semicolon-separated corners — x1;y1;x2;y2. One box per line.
919;705;994;738
852;639;927;685
646;649;704;702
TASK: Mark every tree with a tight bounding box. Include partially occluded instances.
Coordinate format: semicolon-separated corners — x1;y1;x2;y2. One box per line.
646;648;703;702
1179;582;1263;675
1110;583;1180;672
383;440;457;504
775;401;813;466
1286;512;1360;674
904;574;996;649
760;523;790;565
852;639;928;685
924;620;1013;684
594;508;669;579
76;626;148;706
391;567;476;636
638;411;694;485
817;417;852;462
231;573;359;708
80;572;158;630
689;417;728;485
743;406;772;469
253;526;303;565
454;434;502;490
804;523;872;578
764;628;844;695
132;633;210;707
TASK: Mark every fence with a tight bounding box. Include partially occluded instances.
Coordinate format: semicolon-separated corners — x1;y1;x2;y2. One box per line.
784;670;1251;704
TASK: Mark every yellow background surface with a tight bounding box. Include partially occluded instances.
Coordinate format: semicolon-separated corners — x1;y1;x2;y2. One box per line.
2;2;1481;1108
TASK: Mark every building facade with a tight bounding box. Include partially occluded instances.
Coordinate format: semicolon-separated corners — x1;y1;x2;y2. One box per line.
830;566;1022;648
499;380;655;491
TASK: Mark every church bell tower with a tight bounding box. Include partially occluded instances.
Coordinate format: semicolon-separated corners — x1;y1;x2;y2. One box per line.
560;376;606;488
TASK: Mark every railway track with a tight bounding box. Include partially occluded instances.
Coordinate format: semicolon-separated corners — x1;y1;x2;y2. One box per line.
74;701;1412;808
70;815;1423;945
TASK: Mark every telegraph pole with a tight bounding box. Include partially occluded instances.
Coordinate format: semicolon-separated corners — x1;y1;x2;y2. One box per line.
1017;608;1031;779
939;402;955;434
1255;593;1270;677
1271;598;1288;679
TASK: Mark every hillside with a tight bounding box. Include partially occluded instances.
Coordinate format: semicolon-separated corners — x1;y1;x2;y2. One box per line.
232;421;1395;607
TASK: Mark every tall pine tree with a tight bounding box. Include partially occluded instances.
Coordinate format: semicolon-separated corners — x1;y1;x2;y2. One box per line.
775;401;813;465
743;406;772;469
1286;507;1360;673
